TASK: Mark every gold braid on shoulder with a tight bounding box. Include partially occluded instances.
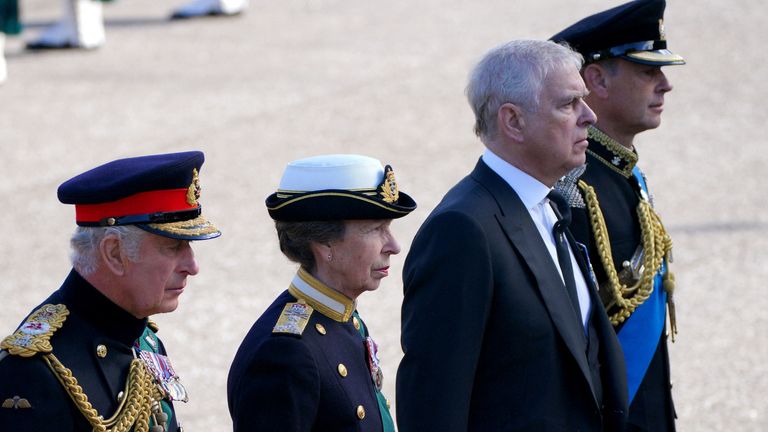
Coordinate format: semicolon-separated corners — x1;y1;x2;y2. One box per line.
578;180;677;340
42;353;165;432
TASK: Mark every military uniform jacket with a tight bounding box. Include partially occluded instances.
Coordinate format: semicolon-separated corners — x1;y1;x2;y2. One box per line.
397;159;627;432
0;270;181;432
227;268;394;432
568;128;676;431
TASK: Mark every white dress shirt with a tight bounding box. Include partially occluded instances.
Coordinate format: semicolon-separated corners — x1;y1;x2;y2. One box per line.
482;150;592;330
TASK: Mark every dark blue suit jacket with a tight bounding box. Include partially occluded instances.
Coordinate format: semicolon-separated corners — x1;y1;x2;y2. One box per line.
397;159;627;431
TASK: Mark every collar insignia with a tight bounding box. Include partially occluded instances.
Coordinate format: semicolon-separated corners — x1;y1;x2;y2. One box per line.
186;168;201;206
587;126;638;178
379;165;399;204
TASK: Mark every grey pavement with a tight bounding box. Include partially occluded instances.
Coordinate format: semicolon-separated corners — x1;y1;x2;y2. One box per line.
1;0;766;430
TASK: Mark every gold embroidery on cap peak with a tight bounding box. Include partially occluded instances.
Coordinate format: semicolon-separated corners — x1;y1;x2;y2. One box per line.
186;168;201;206
379;166;399;204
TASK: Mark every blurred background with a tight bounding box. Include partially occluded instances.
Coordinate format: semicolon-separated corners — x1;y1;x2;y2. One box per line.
1;0;766;430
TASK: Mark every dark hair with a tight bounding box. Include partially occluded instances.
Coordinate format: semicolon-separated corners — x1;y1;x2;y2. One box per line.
275;220;346;271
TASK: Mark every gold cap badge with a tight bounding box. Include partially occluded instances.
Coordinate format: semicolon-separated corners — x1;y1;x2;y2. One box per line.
379;166;399;204
186;168;201;206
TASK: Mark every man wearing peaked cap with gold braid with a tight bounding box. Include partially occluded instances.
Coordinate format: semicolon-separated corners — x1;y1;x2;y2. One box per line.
227;154;416;432
0;151;220;431
551;0;684;430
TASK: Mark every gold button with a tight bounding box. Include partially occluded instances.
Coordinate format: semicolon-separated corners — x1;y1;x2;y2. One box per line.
353;317;361;331
96;344;108;358
356;405;365;420
315;323;326;335
106;217;116;226
386;398;390;409
117;391;124;402
337;363;348;377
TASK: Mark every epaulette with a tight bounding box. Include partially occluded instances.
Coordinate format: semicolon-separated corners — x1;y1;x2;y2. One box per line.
272;301;314;336
147;320;160;333
0;304;69;358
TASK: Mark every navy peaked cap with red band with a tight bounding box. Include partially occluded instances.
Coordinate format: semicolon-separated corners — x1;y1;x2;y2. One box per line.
58;151;221;240
551;0;685;66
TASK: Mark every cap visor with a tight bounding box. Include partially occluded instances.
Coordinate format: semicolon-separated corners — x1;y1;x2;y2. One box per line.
624;49;685;66
139;215;221;240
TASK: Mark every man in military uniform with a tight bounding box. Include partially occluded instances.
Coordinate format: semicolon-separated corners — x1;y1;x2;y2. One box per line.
0;151;220;431
551;0;684;430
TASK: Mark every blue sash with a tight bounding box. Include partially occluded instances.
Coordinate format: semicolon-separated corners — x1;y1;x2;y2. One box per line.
618;167;667;403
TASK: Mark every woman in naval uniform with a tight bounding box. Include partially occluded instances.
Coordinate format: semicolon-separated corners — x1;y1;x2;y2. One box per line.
227;154;416;432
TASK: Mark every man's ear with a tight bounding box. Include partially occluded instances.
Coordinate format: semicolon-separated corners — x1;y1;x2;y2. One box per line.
497;103;526;142
583;63;610;98
100;235;126;276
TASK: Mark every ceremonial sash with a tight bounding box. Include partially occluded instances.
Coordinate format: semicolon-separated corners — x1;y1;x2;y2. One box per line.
618;167;668;403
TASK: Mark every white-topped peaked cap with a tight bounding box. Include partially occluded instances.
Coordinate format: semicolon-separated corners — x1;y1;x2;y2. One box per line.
266;154;416;221
278;154;385;192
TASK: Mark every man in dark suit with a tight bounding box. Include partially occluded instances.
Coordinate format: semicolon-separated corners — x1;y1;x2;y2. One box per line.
551;1;684;430
396;40;628;431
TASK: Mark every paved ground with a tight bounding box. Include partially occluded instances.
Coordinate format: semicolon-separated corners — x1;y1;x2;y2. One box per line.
1;0;766;430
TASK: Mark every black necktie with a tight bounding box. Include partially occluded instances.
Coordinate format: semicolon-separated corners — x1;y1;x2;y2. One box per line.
547;190;582;323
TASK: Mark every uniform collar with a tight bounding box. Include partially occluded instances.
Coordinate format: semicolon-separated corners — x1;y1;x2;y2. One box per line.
586;126;638;178
288;268;356;323
59;269;149;347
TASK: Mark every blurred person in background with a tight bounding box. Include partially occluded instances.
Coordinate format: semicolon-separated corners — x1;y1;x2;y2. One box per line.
24;0;247;50
227;154;416;432
0;0;21;82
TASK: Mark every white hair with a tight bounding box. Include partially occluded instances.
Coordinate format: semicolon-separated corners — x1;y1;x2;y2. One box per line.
70;225;147;275
466;39;584;141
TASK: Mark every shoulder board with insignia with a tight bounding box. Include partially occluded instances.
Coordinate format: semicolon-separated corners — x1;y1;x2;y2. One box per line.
0;304;69;358
273;302;313;336
147;320;160;333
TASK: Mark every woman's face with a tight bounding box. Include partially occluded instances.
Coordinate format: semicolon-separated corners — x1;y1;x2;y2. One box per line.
317;219;401;299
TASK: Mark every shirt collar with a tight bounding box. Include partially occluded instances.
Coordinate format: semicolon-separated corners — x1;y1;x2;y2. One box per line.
586;126;639;177
288;267;356;322
482;149;551;211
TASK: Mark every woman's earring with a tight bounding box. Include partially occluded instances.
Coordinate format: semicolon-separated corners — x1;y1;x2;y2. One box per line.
327;253;332;262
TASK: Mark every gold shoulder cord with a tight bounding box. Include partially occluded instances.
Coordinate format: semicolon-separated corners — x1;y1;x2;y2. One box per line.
578;180;677;340
1;305;166;431
42;353;164;432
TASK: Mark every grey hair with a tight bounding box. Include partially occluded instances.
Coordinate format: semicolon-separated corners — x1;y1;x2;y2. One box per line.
275;220;346;272
466;39;584;140
70;225;147;275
